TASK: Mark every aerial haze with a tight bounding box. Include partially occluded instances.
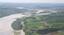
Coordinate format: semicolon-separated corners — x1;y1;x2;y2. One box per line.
0;0;64;35
0;0;64;3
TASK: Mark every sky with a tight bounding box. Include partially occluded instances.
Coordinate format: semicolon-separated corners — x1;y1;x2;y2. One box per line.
0;0;64;3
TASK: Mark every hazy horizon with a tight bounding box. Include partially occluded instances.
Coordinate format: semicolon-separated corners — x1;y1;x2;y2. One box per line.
0;0;64;3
